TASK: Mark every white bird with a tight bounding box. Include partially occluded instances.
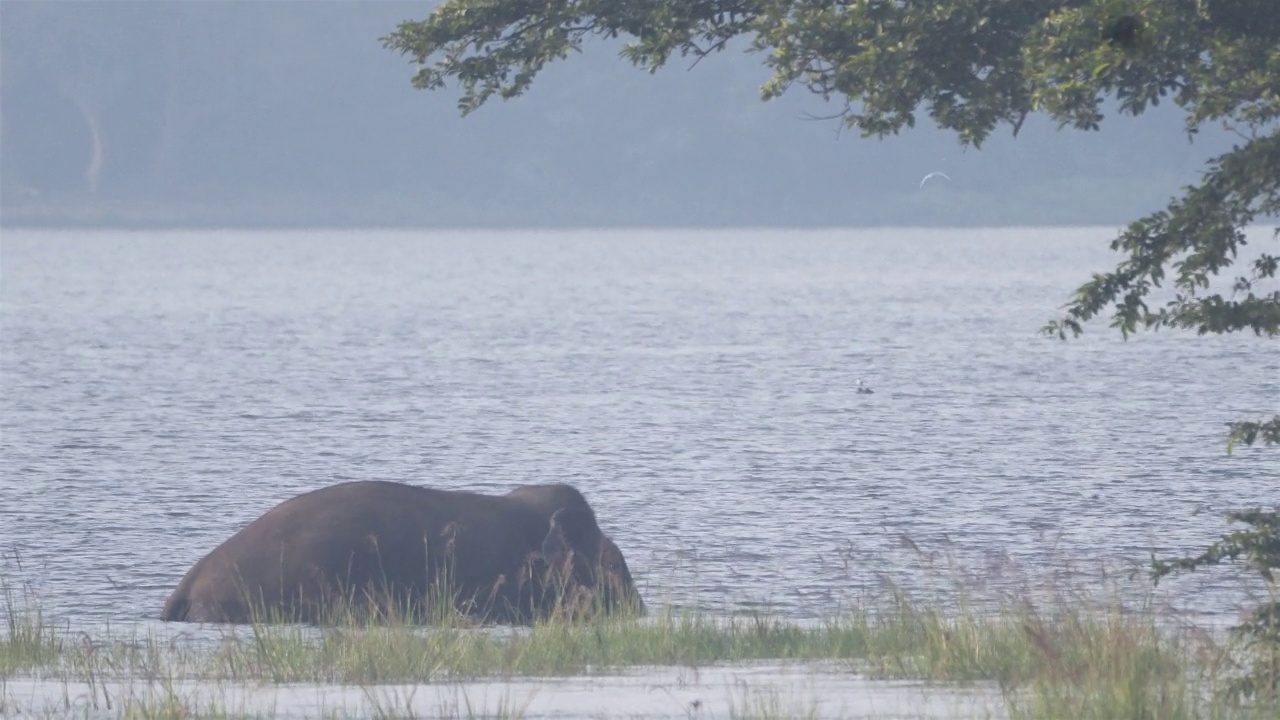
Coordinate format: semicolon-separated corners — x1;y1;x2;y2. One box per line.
919;171;952;189
856;379;874;395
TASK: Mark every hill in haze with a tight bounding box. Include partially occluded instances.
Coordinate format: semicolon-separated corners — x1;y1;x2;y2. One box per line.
0;1;1241;229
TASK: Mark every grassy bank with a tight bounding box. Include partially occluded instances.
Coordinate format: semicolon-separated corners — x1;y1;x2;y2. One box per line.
3;578;1277;719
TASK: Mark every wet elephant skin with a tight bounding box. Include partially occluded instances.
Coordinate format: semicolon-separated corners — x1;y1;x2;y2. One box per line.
159;481;643;624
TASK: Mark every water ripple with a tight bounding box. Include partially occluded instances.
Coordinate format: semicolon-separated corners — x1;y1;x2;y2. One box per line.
1;228;1276;627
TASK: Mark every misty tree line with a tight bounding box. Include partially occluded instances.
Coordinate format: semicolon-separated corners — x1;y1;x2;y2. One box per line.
0;1;1241;227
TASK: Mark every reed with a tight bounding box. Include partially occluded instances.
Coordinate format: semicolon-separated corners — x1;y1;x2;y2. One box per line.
0;577;62;673
2;571;1277;719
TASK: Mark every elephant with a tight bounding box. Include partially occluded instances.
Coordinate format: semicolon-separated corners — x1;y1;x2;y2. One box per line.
159;480;644;625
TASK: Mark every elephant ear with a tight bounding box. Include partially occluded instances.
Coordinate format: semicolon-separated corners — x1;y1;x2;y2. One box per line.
541;507;599;572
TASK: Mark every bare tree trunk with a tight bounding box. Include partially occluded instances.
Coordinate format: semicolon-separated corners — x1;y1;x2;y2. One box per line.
80;103;104;198
66;92;105;198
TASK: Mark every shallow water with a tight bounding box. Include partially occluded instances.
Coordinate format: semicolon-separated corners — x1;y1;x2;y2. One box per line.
1;663;1007;719
0;227;1276;628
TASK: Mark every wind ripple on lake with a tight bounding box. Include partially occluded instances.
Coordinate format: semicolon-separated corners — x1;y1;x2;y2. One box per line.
0;228;1275;625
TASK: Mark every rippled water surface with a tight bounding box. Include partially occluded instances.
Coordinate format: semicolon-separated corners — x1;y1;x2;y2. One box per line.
1;228;1276;626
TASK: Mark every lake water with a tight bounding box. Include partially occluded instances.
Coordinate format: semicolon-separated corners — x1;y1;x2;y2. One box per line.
1;227;1276;630
0;663;1010;719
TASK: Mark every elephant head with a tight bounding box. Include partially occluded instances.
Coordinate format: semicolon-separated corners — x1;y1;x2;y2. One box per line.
537;507;645;618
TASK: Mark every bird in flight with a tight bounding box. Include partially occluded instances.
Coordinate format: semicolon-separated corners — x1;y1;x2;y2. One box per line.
919;171;952;189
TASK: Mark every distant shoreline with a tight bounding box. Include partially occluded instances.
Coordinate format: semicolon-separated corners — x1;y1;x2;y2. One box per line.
3;198;1275;232
0;207;1173;232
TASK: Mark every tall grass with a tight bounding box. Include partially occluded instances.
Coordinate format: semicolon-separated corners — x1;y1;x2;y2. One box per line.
1;576;61;673
3;571;1278;718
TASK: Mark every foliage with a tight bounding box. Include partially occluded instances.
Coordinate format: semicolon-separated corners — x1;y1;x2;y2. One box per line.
384;1;1278;349
384;0;1278;703
1153;509;1280;703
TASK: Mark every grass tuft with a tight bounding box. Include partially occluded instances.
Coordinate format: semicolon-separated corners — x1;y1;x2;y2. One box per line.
1;577;63;673
3;569;1279;718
